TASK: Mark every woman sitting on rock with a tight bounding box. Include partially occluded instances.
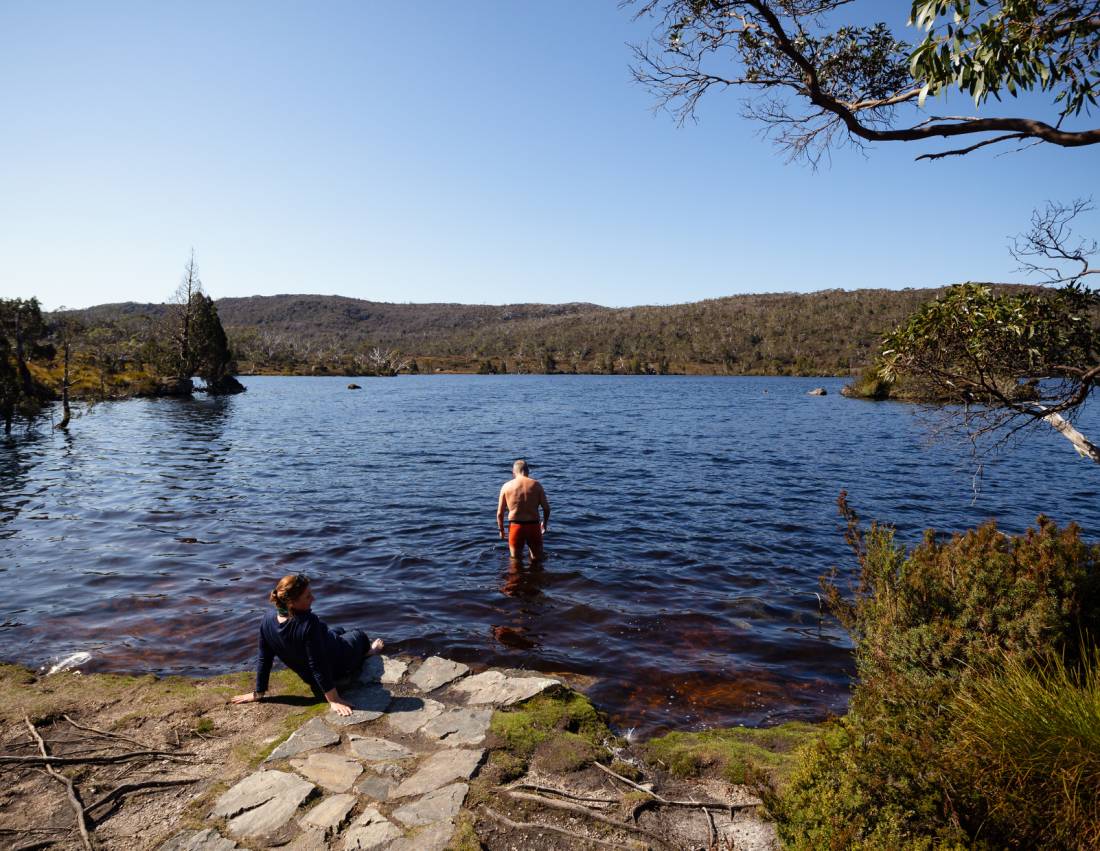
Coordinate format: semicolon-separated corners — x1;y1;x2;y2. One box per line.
231;573;383;717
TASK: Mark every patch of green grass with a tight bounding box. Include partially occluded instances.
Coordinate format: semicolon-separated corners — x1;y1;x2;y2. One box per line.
194;717;215;735
447;811;483;851
532;731;599;773
642;721;821;785
489;690;610;758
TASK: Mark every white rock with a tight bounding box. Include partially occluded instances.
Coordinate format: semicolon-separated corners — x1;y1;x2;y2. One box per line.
290;752;363;793
385;697;445;734
212;770;315;839
299;793;357;835
451;670;560;706
391;782;468;827
420;707;494;746
409;656;469;692
392;749;484;799
342;807;402;850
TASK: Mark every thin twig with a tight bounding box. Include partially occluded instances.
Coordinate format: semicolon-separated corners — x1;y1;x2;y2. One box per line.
505;781;617;806
704;805;718;848
593;761;756;811
0;750;196;766
85;778;197;818
506;790;672;848
63;715;150;749
482;806;640;851
24;715;93;851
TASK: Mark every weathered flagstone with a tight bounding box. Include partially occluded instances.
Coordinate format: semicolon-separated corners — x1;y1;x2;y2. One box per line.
392;749;484;798
384;820;456;851
451;669;560;705
158;828;237;851
290;752;363;793
353;772;395;802
420;706;493;746
391;782;468;827
362;654;409;684
284;827;328;850
299;793;357;835
409;656;469;692
385;696;444;734
212;770;315;839
325;684;392;726
265;717;340;762
342;807;403;850
348;734;415;762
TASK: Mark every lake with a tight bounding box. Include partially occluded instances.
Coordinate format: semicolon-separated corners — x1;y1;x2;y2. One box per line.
1;375;1096;735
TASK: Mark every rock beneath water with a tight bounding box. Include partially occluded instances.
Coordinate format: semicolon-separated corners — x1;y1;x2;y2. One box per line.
385;696;445;734
342;807;402;850
211;770;315;840
347;383;362;390
353;772;395;802
420;707;493;746
143;377;194;397
349;735;415;762
384;820;455;851
299;793;357;835
409;656;469;692
325;684;391;726
206;375;246;395
266;717;340;762
158;829;237;851
451;670;560;706
392;749;484;799
807;387;828;396
391;782;468;827
360;654;408;684
290;753;363;793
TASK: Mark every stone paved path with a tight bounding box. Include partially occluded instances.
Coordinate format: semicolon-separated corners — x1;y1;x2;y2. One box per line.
159;657;559;850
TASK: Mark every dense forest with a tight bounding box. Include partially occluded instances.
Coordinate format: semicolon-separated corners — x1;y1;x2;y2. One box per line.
69;286;1027;377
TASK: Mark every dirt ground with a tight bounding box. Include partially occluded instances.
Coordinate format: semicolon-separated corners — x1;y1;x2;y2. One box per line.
0;662;780;851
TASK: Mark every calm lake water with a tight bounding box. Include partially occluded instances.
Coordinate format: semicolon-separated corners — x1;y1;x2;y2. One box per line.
1;376;1097;734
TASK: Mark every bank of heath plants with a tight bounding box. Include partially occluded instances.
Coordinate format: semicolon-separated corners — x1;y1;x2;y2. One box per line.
769;494;1100;850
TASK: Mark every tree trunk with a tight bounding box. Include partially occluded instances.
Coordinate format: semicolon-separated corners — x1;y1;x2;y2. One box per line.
1043;410;1100;464
57;341;71;430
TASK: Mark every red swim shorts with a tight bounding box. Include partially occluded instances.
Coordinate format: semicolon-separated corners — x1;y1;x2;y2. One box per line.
508;521;543;556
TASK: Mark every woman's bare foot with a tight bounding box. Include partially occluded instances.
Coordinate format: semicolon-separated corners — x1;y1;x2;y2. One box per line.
369;638;384;655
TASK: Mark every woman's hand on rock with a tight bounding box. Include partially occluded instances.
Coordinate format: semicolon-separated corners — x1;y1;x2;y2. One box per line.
329;697;353;717
230;691;262;705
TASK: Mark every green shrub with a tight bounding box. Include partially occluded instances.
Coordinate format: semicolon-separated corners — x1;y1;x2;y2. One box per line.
773;500;1100;849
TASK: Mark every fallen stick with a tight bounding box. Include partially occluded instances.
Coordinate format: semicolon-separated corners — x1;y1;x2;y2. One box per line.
594;761;756;812
506;781;617;806
63;715;151;749
482;806;640;851
85;778;197;818
0;750;196;766
507;789;672;849
24;716;93;851
704;805;717;848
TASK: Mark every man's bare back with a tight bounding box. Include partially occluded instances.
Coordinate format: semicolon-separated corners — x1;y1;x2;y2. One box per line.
496;459;551;561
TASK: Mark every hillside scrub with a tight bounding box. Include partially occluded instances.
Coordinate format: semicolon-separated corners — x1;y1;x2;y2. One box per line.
768;497;1100;850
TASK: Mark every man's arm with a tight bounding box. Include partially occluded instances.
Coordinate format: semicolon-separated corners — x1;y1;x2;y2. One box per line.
539;485;550;531
496;486;508;540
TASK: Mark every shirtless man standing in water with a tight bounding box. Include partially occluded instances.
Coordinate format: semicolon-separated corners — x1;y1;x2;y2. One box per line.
497;459;551;562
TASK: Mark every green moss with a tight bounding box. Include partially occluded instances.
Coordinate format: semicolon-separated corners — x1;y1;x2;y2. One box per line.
489;690;609;758
532;731;599;773
447;811;483;851
642;721;821;785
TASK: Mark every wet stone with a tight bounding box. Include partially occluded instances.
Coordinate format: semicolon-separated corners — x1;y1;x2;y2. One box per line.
348;734;414;762
211;770;315;840
342;807;402;850
158;828;237;851
385;819;455;851
290;752;363;793
420;706;493;746
385;696;444;734
265;717;341;762
391;782;468;827
451;669;560;706
409;656;469;692
299;792;357;835
325;684;392;726
392;748;485;798
353;772;395;802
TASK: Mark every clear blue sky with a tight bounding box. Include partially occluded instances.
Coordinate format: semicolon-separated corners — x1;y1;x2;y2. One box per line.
2;1;1097;310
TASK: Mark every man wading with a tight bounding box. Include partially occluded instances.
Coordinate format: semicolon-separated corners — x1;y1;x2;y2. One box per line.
497;459;550;562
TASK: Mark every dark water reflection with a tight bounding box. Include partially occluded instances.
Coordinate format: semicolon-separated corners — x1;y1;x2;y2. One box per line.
1;376;1097;735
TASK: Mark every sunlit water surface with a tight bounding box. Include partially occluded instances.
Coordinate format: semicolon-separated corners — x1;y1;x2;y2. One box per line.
1;376;1096;735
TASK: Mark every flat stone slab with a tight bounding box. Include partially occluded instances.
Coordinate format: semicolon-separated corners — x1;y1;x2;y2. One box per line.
362;654;408;684
409;656;469;692
342;807;402;850
385;820;455;851
290;752;363;793
392;748;484;798
391;782;468;827
158;829;237;851
300;793;357;835
266;717;340;762
354;772;395;802
212;770;315;839
385;696;445;734
325;684;392;726
451;669;560;705
285;828;327;851
420;707;493;746
348;734;415;762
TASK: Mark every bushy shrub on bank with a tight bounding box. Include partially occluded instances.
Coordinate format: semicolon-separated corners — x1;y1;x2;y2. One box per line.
769;497;1100;850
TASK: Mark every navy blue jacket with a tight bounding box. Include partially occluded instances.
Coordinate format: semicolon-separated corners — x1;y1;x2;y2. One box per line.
254;610;359;695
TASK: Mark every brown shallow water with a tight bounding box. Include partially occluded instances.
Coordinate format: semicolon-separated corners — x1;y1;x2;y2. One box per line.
2;375;1097;735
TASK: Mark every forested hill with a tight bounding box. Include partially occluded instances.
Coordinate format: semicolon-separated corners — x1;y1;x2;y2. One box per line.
73;286;1017;376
